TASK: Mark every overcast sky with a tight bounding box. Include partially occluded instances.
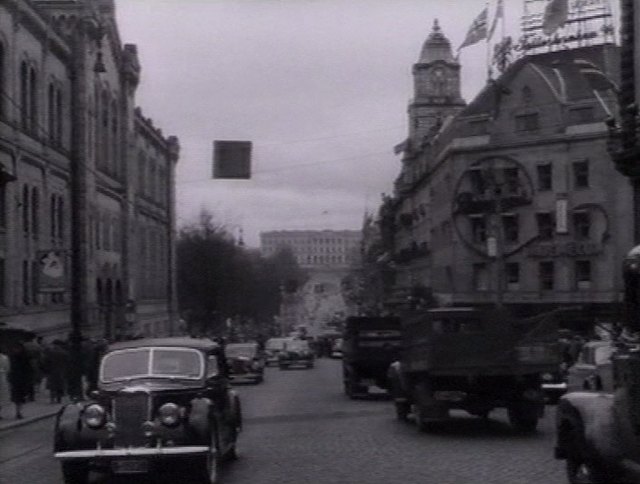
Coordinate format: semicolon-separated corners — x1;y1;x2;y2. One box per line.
114;0;618;247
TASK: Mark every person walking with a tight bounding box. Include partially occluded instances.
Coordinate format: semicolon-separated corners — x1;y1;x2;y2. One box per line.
43;340;69;404
0;348;10;419
8;342;34;419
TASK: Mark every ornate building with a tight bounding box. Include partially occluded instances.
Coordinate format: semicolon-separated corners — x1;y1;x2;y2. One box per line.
0;0;179;340
387;20;624;323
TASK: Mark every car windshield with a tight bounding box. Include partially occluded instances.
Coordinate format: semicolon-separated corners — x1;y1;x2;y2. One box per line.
101;347;203;381
266;338;289;350
285;340;309;352
226;344;257;358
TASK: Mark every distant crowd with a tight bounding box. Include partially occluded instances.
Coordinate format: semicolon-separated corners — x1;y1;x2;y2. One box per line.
0;335;107;420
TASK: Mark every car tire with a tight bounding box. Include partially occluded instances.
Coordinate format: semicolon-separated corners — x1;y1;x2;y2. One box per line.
197;432;220;484
394;401;411;422
508;405;539;433
61;462;89;484
566;456;609;484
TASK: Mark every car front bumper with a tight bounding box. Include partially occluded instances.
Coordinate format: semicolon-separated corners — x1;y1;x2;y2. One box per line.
54;445;209;461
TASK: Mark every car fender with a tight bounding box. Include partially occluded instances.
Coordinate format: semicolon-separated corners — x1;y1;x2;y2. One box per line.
188;397;213;443
54;403;83;451
227;390;242;431
557;392;622;461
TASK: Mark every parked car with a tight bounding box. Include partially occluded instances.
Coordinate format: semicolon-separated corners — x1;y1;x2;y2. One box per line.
264;337;291;366
53;337;242;484
278;339;314;369
226;342;266;383
330;338;343;359
566;340;614;392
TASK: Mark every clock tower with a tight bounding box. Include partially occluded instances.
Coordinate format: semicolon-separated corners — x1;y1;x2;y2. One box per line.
409;20;466;144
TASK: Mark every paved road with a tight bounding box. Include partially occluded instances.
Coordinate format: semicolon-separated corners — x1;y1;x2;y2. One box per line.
0;358;567;484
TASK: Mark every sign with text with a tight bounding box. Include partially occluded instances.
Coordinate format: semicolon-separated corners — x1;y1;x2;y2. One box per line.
527;241;602;258
213;140;252;179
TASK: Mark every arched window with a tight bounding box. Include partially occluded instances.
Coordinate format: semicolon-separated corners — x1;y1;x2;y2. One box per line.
101;91;110;168
20;62;29;130
56;87;63;145
48;83;55;141
57;197;64;239
50;194;57;238
22;185;29;234
0;42;5;117
111;99;119;176
31;187;39;236
29;67;38;133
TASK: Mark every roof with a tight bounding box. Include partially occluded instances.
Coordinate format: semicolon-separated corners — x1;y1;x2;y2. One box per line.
107;337;220;352
418;19;456;65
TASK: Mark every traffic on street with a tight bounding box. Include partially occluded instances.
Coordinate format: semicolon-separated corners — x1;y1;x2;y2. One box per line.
1;357;567;484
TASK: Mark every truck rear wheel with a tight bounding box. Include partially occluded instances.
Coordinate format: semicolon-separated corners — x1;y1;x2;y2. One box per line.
508;405;539;433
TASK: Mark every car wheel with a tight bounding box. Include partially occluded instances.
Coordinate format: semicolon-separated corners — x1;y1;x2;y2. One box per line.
61;462;89;484
394;401;411;422
197;432;220;484
566;456;608;484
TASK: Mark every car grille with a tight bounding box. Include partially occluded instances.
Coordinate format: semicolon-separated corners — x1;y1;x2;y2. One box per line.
113;393;150;447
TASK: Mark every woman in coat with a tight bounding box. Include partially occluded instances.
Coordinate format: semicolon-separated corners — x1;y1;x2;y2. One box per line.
0;348;10;419
8;343;33;419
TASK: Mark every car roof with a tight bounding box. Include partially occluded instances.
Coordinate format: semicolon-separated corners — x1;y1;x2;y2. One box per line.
107;337;220;353
227;342;258;347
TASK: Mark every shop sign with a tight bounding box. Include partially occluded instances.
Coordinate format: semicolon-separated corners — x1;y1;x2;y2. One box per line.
527;241;602;258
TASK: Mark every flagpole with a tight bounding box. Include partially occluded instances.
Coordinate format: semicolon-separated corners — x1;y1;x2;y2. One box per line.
486;0;491;81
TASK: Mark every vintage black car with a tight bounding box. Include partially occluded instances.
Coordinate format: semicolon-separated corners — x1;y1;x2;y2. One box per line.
53;337;242;484
225;342;266;383
278;339;314;369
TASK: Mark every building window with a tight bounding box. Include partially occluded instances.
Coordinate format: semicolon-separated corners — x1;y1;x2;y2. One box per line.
537;212;554;239
0;42;5;117
472;263;489;291
50;195;57;238
575;260;592;290
31;260;38;304
573;160;590;188
515;113;539;132
503;167;520;195
573;211;591;239
31;188;39;237
22;185;30;234
22;260;29;305
502;214;519;242
569;106;595;125
20;62;29;130
138;153;146;194
0;184;6;229
469;169;486;195
29;68;38;134
537;164;552;191
468;119;488;136
470;216;487;243
539;261;555;290
57;197;64;239
506;262;520;290
111;99;119;176
0;258;5;306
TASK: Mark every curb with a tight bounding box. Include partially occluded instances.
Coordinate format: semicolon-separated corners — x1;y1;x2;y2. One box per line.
0;409;58;433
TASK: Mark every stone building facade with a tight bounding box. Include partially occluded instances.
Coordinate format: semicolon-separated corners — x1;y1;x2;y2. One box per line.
0;0;178;340
260;229;361;269
387;21;625;322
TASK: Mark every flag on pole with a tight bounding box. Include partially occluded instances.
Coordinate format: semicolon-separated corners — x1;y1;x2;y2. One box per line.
488;0;504;40
574;59;618;92
542;0;569;36
458;7;488;50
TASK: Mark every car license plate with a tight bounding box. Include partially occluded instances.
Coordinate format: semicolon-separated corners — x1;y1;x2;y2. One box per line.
112;459;148;474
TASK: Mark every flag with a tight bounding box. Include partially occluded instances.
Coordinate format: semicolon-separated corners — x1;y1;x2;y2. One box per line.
574;59;618;92
542;0;569;36
488;0;504;40
458;7;488;50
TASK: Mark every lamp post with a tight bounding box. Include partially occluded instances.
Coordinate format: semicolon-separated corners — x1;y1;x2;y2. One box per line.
482;165;506;309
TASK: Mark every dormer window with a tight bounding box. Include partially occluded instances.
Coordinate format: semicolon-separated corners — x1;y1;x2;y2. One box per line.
515;113;539;132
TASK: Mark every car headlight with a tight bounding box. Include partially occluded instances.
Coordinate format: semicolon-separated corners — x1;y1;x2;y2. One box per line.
83;404;107;429
158;402;181;427
541;372;554;382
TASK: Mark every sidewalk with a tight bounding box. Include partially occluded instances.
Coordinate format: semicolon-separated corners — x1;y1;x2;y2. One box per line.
0;392;69;433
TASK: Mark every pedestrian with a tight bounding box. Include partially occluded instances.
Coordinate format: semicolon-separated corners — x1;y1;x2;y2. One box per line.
8;342;34;419
43;340;69;404
0;347;10;419
23;334;43;401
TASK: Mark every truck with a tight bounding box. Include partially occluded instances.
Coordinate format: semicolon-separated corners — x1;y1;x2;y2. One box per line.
342;316;402;398
388;306;561;432
554;245;640;483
